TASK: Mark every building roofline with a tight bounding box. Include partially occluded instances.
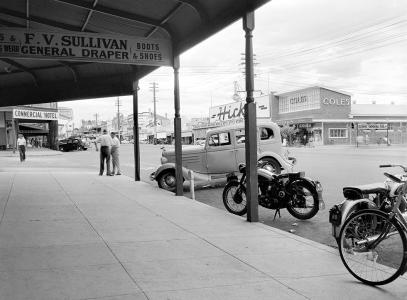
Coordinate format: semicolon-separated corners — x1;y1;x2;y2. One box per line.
275;85;352;97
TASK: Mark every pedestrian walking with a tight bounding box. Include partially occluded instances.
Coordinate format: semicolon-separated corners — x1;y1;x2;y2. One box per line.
110;132;121;175
94;129;113;176
17;134;26;162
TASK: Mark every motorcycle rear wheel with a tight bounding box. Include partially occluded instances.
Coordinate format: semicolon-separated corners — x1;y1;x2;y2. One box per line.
222;180;247;216
286;180;319;220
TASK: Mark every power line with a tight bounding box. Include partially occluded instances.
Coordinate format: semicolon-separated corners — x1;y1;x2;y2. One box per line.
258;16;407;61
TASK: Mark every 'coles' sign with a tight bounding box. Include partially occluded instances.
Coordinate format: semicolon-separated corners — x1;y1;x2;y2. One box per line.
0;29;172;66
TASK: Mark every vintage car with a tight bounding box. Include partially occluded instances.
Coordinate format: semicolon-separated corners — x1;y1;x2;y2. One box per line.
58;137;88;152
151;121;296;191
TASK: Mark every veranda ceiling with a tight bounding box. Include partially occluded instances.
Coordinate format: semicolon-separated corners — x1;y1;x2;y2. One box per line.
0;0;269;107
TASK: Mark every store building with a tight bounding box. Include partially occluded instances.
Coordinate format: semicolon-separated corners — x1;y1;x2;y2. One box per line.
0;103;59;150
273;86;407;145
349;104;407;145
190;86;407;146
273;86;352;145
58;107;74;139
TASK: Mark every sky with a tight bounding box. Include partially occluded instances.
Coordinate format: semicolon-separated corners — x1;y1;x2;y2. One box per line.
59;0;407;126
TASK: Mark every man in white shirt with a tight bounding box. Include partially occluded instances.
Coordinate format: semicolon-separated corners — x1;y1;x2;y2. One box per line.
110;132;121;175
95;129;113;176
17;134;26;162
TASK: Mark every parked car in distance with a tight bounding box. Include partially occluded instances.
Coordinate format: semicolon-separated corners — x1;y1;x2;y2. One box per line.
58;137;88;152
151;121;296;192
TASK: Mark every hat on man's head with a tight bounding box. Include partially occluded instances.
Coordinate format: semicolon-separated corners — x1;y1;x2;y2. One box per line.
103;129;107;134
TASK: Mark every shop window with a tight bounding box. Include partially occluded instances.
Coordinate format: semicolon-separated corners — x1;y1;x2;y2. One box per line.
208;132;230;147
329;128;348;138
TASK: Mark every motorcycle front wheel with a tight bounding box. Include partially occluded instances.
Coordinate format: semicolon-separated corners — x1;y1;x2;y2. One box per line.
338;209;407;285
286;180;319;220
222;180;247;216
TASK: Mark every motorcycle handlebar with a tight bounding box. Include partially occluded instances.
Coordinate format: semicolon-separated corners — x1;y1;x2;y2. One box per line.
379;164;393;168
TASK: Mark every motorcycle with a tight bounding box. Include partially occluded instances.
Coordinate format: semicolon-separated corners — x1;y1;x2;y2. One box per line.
222;163;325;220
329;164;407;244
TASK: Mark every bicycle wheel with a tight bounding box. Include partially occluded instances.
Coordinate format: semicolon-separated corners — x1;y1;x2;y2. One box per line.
339;209;407;285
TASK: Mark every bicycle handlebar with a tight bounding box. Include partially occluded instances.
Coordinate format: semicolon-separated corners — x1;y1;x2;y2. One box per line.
380;164;407;172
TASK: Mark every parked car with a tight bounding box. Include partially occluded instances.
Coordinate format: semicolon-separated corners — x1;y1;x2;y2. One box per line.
151;121;296;191
195;139;206;146
58;137;88;152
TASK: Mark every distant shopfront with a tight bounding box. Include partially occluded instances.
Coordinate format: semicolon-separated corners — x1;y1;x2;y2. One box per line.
273;86;407;145
189;86;407;146
273;86;352;145
0;105;59;150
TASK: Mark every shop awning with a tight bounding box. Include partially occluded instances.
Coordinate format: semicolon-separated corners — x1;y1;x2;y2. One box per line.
0;0;269;107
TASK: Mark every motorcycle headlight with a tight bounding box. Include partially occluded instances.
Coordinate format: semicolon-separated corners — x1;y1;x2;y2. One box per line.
160;156;168;164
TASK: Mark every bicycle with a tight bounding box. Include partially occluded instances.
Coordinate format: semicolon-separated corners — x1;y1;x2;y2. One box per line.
338;164;407;285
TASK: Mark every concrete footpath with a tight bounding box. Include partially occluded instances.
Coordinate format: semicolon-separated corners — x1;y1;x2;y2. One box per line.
0;148;62;157
1;164;407;299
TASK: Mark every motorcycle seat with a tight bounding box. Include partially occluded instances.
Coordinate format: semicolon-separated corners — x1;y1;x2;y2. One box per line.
343;183;388;200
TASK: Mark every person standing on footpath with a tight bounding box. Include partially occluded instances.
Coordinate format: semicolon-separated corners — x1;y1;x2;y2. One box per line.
17;134;27;162
94;129;113;176
110;132;121;175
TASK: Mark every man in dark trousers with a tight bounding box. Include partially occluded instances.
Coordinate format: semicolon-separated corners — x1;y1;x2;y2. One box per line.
95;129;113;176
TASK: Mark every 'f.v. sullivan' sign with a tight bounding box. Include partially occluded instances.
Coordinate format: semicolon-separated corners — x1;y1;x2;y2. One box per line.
0;29;172;66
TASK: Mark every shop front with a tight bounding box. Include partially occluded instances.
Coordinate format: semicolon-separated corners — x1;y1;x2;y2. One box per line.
349;121;407;146
274;86;352;146
0;106;59;150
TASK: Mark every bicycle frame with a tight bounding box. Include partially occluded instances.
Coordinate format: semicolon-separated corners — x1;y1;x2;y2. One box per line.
355;184;407;250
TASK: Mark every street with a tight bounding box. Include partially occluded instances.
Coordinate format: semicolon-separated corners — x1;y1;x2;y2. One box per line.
114;143;407;248
4;143;407;249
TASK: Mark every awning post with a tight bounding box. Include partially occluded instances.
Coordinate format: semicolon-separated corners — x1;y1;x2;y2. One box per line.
173;55;183;196
132;80;140;181
243;11;258;222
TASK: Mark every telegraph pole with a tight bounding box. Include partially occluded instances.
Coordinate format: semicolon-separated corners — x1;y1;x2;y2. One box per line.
115;97;122;142
149;82;158;144
240;53;263;97
94;113;99;126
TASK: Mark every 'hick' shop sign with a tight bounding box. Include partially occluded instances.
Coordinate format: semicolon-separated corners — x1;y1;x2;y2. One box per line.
0;29;172;66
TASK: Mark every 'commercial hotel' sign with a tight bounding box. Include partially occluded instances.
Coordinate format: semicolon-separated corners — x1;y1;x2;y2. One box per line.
0;29;172;66
13;109;59;121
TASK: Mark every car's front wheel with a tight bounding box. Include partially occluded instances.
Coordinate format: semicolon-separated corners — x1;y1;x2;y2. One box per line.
157;170;177;192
